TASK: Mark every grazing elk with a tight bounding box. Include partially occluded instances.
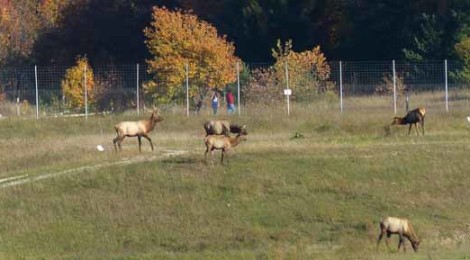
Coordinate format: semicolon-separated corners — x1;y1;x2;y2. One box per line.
204;120;247;136
113;109;163;152
204;133;247;164
391;107;425;135
377;217;421;252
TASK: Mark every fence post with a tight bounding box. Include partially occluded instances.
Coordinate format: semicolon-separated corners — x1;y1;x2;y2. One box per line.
237;62;241;116
339;61;343;115
185;63;189;117
285;62;290;116
393;60;397;115
84;65;88;120
445;59;448;112
34;65;39;119
136;63;140;116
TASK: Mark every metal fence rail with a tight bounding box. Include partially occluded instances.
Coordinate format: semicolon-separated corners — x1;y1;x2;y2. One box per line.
0;60;468;118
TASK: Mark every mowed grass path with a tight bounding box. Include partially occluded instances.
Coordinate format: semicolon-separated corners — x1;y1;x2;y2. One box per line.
1;104;470;259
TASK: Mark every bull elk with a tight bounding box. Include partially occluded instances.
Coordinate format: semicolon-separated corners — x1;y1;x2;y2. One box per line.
113;109;163;152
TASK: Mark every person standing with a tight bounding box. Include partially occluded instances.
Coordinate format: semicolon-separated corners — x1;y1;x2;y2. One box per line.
211;90;219;115
226;90;235;114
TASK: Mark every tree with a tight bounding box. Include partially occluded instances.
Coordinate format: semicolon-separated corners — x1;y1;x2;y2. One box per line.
61;56;95;110
0;0;40;65
144;7;239;104
403;13;446;62
0;0;74;66
454;36;470;82
271;39;332;102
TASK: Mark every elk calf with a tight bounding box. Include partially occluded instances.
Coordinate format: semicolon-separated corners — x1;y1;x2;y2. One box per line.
113;109;163;152
204;120;247;136
377;217;421;252
391;107;425;135
204;134;246;164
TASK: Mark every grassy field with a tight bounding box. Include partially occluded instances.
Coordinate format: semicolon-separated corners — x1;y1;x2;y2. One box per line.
1;98;470;259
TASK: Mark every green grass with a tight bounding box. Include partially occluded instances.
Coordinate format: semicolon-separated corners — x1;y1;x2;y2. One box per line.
1;97;470;259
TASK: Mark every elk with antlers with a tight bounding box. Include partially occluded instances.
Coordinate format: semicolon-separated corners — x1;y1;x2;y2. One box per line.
113;109;163;152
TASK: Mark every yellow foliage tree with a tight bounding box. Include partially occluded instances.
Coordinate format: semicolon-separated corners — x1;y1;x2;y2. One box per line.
61;56;95;110
144;7;239;104
272;39;332;101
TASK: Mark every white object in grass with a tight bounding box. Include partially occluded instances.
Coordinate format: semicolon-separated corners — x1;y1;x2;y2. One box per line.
97;145;105;151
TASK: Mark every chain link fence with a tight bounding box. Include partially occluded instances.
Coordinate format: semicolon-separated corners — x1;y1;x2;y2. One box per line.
0;60;468;118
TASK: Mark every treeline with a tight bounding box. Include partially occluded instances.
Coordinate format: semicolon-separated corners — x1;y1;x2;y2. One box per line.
1;0;470;66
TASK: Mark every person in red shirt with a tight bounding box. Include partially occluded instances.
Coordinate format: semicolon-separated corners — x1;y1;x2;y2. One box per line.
226;90;235;114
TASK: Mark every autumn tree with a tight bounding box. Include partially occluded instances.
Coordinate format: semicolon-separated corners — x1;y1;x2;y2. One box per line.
244;66;282;106
61;56;95;111
272;39;332;102
0;0;39;65
0;0;71;65
144;7;239;104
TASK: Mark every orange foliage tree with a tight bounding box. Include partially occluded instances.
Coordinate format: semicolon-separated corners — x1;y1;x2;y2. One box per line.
0;0;69;65
0;0;39;64
272;39;333;101
61;56;95;111
144;7;239;104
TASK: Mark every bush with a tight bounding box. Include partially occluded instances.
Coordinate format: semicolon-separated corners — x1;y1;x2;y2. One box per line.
61;56;95;112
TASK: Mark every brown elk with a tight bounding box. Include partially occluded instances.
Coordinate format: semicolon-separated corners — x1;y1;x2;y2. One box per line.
113;109;163;152
204;133;247;164
391;107;425;135
377;217;421;252
204;120;247;136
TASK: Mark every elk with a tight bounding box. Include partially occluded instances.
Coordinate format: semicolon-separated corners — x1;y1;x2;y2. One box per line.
391;107;425;135
204;120;247;136
204;133;247;164
113;109;163;152
377;217;421;252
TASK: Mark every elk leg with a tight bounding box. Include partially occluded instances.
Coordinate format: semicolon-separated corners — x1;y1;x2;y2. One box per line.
225;150;230;165
138;136;142;152
408;124;412;135
421;120;425;136
385;232;392;250
414;123;420;136
142;134;154;151
204;147;209;164
113;137;118;152
377;231;384;248
118;139;123;151
398;234;405;252
113;136;124;151
221;149;225;164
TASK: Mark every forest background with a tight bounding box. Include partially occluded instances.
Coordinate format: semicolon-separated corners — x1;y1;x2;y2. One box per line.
2;0;470;113
2;0;470;67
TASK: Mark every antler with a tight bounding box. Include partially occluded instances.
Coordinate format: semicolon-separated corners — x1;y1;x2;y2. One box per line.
146;105;159;113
